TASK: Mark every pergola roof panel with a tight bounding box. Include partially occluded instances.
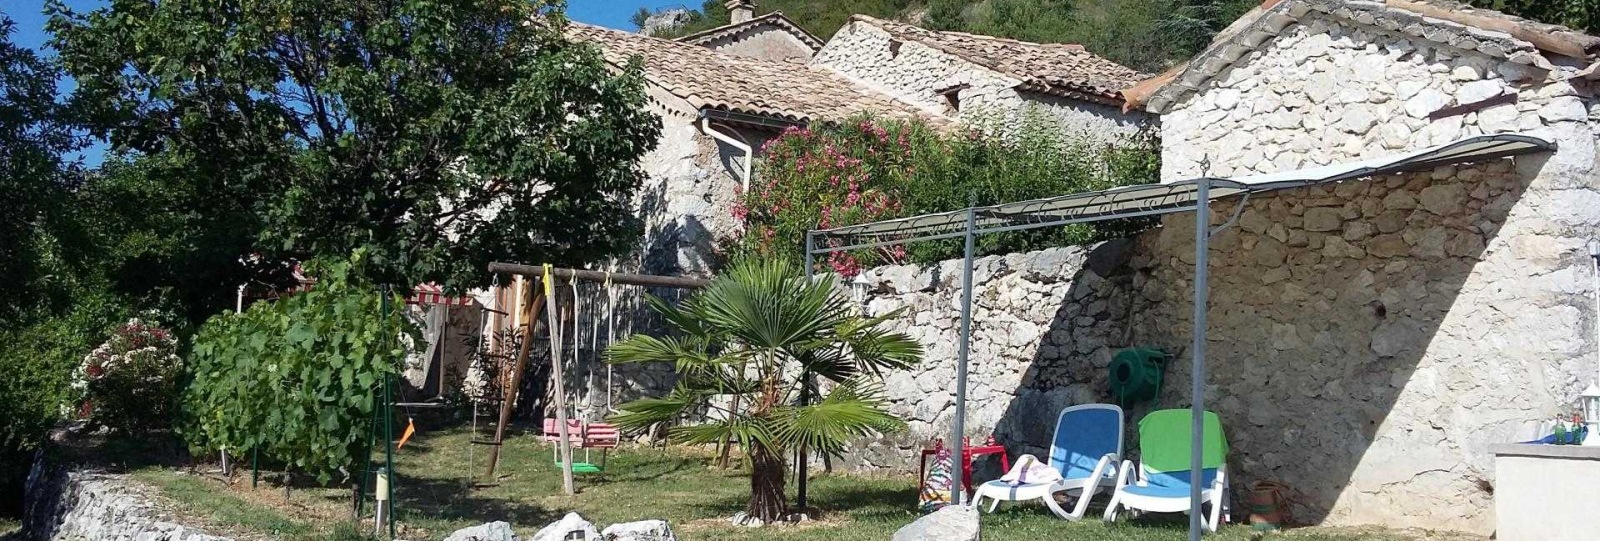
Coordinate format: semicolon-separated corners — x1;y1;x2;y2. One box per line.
810;134;1552;252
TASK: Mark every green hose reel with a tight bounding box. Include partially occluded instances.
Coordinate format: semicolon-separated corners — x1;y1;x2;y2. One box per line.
1109;348;1168;406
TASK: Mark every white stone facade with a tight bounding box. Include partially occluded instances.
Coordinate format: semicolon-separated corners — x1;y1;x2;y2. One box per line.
832;10;1600;535
813;21;1152;144
695;25;817;63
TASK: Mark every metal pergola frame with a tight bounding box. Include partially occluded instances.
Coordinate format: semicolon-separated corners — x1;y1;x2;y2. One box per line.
801;134;1553;540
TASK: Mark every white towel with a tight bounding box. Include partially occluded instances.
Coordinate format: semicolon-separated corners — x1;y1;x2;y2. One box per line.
999;454;1062;486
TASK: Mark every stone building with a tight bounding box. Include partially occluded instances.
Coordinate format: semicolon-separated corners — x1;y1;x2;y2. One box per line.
674;1;823;63
815;15;1151;140
567;23;935;277
841;0;1600;534
568;19;1152;277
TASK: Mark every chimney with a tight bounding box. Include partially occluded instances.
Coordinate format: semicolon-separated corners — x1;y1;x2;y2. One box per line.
726;0;755;24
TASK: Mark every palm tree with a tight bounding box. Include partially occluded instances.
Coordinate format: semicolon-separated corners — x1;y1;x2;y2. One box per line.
606;257;922;523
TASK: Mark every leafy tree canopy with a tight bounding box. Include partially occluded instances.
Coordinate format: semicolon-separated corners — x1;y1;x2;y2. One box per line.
49;0;662;294
645;0;1596;73
1465;0;1600;34
638;0;1255;72
0;14;81;326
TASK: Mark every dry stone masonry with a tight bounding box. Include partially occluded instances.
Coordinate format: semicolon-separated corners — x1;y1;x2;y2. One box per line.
23;461;232;541
834;4;1600;535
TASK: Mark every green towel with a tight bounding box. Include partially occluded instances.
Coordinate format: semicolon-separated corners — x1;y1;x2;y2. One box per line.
1139;409;1228;472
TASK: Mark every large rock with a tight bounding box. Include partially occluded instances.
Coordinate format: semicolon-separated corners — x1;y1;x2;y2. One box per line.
601;520;676;541
445;522;520;541
25;460;234;541
891;505;979;541
530;513;600;541
639;9;691;36
1303;208;1344;232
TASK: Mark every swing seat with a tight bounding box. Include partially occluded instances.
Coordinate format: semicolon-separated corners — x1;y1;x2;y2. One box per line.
542;419;586;445
584;423;619;449
543;419;612;473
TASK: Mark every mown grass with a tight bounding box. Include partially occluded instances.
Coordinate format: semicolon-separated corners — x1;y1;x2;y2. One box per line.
127;427;1473;541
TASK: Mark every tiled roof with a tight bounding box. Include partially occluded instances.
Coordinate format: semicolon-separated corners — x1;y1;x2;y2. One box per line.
849;15;1148;104
676;11;824;51
1124;0;1600;113
569;23;937;125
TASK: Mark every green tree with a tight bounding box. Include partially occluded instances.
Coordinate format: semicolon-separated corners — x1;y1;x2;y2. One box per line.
0;14;79;326
49;0;662;292
925;0;1256;72
607;258;922;522
1466;0;1600;33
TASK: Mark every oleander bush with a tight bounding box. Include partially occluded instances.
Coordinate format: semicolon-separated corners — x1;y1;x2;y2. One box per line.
74;317;184;434
736;112;1159;275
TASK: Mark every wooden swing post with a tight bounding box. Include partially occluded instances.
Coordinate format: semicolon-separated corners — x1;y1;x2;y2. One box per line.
481;278;543;480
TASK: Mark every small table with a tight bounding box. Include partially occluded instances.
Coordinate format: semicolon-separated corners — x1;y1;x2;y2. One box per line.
1490;443;1600;541
919;445;1011;495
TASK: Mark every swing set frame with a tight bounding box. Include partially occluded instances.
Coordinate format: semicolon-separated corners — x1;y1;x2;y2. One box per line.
480;262;709;495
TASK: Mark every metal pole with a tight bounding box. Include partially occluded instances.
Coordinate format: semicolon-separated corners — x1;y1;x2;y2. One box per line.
1189;178;1211;541
950;209;977;506
799;232;815;509
804;232;815;279
382;288;396;540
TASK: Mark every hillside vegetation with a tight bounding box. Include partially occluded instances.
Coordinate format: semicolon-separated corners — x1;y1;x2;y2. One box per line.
634;0;1597;74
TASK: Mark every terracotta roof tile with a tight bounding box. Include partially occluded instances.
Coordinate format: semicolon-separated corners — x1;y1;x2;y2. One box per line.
850;15;1148;103
676;11;824;51
569;23;939;125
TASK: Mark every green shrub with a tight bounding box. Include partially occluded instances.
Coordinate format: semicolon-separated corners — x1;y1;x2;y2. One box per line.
0;291;128;512
736;113;1159;274
74;318;184;434
182;252;416;484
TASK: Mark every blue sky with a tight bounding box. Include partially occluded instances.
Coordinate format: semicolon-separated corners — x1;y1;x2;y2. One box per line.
4;0;687;167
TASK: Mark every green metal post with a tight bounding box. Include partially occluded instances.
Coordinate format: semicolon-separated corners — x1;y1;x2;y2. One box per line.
384;372;395;539
251;448;259;488
382;287;396;540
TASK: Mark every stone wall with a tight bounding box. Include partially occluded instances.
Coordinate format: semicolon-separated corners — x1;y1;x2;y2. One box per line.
832;11;1600;535
697;26;817;63
24;458;231;541
838;243;1140;472
1153;12;1600;533
813;21;1151;144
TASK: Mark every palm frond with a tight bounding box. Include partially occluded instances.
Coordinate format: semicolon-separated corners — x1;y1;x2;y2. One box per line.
834;310;922;378
670;417;775;450
646;293;719;339
697;258;851;350
770;379;904;455
608;386;705;434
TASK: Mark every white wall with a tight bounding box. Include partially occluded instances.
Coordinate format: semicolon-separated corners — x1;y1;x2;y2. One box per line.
1146;13;1600;532
698;25;817;63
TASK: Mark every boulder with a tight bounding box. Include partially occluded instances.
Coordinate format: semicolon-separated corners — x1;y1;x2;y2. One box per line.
445;521;520;541
891;505;979;541
530;513;600;541
601;520;676;541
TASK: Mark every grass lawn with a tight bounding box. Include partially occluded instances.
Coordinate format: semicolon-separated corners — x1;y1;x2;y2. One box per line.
122;426;1474;541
